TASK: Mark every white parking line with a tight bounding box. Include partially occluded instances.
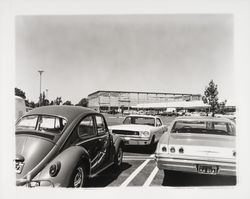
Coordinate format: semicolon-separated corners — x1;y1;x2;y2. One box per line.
120;154;154;187
143;166;159;187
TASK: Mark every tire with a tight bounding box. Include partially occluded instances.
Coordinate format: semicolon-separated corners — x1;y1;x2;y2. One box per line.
69;161;87;188
149;136;155;147
113;145;123;169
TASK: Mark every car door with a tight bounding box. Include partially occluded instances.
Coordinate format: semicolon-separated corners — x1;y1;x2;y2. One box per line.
93;114;112;170
154;118;165;141
59;114;102;173
74;115;101;172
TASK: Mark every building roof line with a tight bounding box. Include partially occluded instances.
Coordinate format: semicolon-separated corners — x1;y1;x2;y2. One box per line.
88;90;201;97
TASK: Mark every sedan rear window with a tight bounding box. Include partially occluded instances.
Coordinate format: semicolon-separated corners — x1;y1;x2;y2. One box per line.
16;115;67;134
171;120;235;136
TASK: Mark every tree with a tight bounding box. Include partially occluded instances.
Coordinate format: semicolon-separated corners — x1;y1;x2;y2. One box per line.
25;99;29;107
29;101;36;108
15;87;26;99
63;100;73;105
76;98;88;107
54;97;62;105
202;80;220;117
217;100;227;114
38;91;50;106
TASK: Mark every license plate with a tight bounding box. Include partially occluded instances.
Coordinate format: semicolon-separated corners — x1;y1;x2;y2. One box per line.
197;165;218;175
122;137;131;144
16;162;24;174
123;140;130;145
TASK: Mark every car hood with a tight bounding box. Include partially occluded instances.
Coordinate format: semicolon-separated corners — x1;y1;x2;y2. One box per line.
167;133;236;159
109;124;154;132
16;134;56;179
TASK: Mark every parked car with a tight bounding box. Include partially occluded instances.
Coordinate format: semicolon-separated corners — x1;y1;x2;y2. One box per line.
155;116;236;176
15;106;123;187
15;95;26;121
215;113;236;122
109;115;167;146
107;109;118;115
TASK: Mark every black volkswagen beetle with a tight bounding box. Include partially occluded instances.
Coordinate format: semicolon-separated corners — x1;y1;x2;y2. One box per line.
15;106;123;187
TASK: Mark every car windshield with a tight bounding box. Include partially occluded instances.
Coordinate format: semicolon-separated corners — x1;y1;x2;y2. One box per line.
16;115;67;134
123;116;155;126
171;120;235;136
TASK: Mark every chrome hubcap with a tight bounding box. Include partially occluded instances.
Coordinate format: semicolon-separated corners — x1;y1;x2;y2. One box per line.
73;167;84;187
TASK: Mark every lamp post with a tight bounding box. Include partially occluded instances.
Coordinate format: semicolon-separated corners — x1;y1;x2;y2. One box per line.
38;70;44;106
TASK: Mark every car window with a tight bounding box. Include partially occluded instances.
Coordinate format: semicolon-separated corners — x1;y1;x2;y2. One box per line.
227;123;236;136
17;115;38;130
123;116;155;126
171;120;235;136
38;116;66;133
16;115;66;134
95;115;106;135
156;118;162;127
78;116;95;138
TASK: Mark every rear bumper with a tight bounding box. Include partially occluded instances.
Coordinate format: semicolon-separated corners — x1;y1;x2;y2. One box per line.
16;178;57;187
155;155;236;176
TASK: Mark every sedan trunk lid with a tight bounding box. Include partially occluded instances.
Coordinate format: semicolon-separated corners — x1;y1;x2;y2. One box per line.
169;133;235;159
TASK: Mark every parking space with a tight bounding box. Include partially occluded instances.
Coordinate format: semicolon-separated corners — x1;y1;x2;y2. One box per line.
85;156;236;187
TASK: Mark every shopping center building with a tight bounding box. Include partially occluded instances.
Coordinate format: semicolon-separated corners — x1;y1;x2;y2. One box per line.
87;90;201;112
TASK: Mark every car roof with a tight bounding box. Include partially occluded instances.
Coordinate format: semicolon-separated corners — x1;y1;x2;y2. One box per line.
125;114;159;119
25;105;96;122
175;116;233;123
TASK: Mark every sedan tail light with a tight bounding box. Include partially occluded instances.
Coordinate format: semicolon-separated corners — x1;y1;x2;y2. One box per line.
162;146;167;152
179;147;184;154
170;147;175;153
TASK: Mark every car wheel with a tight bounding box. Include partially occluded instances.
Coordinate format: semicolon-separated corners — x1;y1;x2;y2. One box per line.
69;162;87;188
149;136;155;146
114;146;123;168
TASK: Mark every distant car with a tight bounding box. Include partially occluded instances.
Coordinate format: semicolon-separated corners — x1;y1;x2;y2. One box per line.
107;109;118;115
215;113;236;121
15;106;123;187
155;116;236;176
109;115;167;146
15;96;26;120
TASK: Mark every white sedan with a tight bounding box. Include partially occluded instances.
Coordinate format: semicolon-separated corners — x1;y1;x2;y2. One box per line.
155;116;236;176
109;115;167;146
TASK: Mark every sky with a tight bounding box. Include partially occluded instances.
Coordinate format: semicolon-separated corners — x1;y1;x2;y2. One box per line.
15;14;234;105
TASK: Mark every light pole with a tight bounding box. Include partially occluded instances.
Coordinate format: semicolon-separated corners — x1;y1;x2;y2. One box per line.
38;70;44;106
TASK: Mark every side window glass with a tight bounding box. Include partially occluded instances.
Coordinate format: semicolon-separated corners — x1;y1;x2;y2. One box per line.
78;116;95;138
96;115;106;135
156;118;162;127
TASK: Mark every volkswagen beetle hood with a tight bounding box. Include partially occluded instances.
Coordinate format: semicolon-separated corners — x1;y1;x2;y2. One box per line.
15;133;56;179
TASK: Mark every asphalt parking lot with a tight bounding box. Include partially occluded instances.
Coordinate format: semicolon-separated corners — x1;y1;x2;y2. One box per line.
85;144;236;187
84;114;236;187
